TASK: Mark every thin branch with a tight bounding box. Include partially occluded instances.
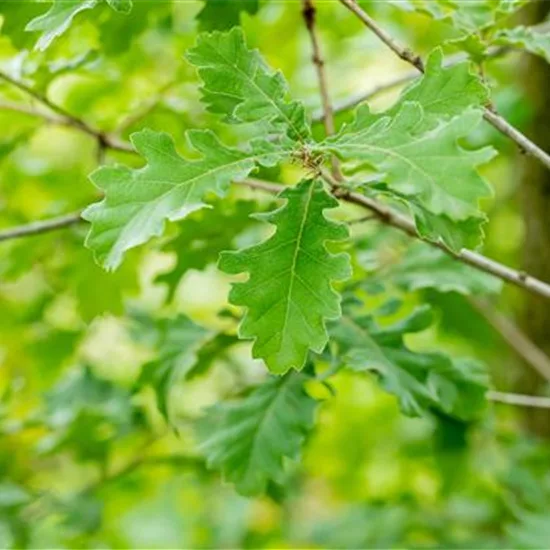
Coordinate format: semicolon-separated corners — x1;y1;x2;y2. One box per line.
320;47;508;121
487;391;550;409
339;0;424;70
302;0;341;180
302;0;336;136
0;71;133;154
319;168;550;299
2;176;550;301
469;297;550;382
0;212;83;243
337;0;550;171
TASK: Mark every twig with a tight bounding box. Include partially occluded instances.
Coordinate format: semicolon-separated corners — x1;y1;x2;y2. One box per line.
337;0;550;171
339;0;424;70
301;0;341;180
302;0;336;137
487;391;550;409
0;71;133;154
469;297;550;382
0;211;83;243
320;47;508;122
318;169;550;299
2;176;550;301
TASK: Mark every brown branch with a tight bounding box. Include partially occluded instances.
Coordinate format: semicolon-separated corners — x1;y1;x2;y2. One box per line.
0;71;133;154
469;297;550;381
337;0;550;171
0;211;83;243
320;47;508;121
318;168;550;299
302;0;336;137
2;175;550;300
301;0;341;181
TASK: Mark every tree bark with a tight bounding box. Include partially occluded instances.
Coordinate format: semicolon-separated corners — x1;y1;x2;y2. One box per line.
518;1;550;436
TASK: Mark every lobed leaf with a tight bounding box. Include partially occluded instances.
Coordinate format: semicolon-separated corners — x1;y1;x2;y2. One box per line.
83;129;289;271
186;27;311;141
330;302;489;419
219;179;351;374
321;103;494;221
197;372;317;495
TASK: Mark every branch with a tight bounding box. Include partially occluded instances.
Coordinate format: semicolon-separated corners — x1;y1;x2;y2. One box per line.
469;297;550;381
337;0;550;171
319;47;508;121
302;0;341;180
302;0;336;137
2;176;550;301
319;169;550;299
0;71;133;154
0;211;83;243
487;391;550;409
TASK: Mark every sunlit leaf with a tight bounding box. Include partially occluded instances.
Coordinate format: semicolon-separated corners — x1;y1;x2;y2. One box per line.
83;129;288;270
186;27;311;141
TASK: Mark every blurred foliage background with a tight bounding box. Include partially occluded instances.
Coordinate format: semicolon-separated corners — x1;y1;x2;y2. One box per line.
1;0;550;548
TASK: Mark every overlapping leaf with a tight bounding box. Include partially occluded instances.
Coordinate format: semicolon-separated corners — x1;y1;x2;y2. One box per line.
197;372;317;495
316;49;495;251
186;27;311;141
330;302;488;419
219;179;351;374
321;103;494;221
83;129;287;270
392;0;528;34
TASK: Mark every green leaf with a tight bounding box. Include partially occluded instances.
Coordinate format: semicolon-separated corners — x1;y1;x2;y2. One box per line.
330;302;488;419
83;129;287;271
132;313;213;421
394;48;489;129
386;243;503;295
25;0;98;51
219;179;351;374
186;27;311;141
197;372;317;495
315;49;494;250
496;26;550;64
320;103;494;222
106;0;132;14
197;0;260;31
